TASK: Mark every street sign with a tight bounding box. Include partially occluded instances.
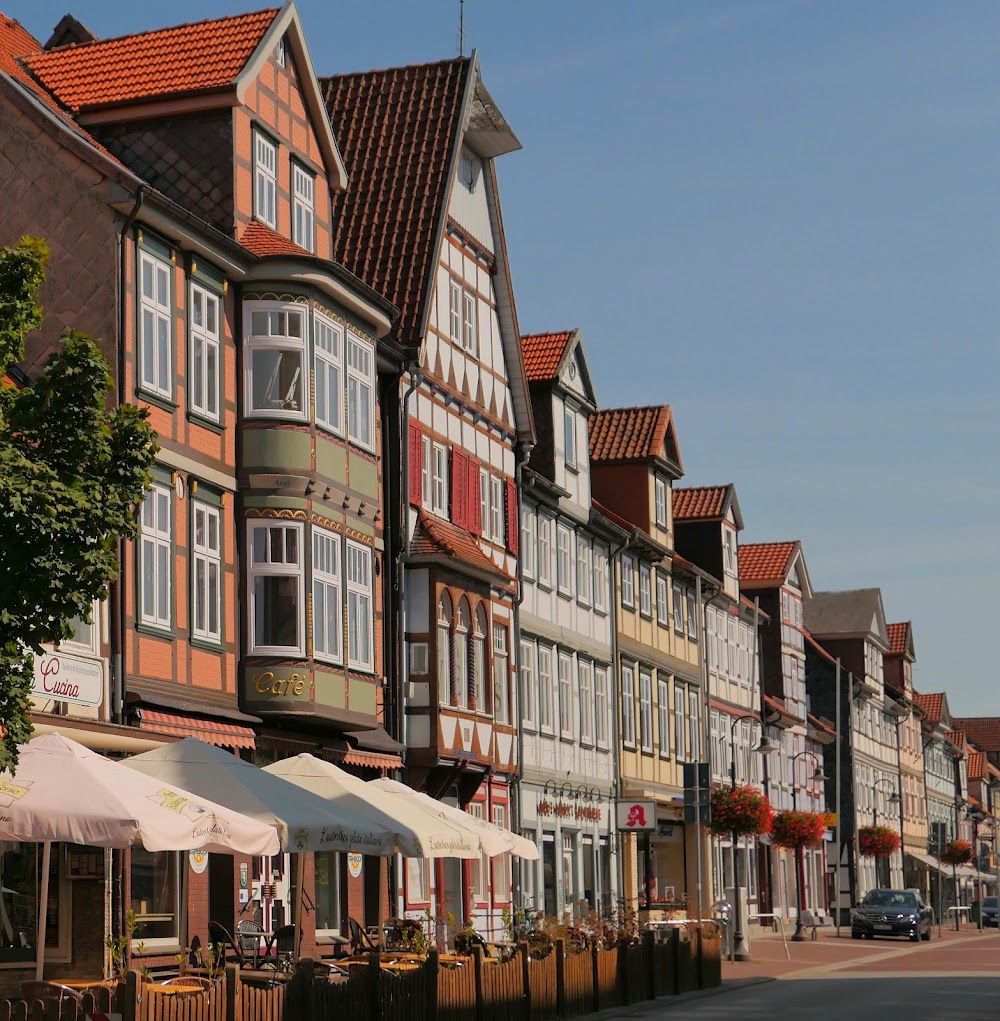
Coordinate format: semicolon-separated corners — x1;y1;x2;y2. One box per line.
617;800;656;831
683;762;711;825
820;812;838;827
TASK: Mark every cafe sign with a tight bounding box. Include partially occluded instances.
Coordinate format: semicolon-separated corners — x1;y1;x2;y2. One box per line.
32;651;103;708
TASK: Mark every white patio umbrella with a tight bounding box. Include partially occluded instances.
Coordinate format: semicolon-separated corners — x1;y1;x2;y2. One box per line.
2;733;281;979
263;754;480;859
371;777;541;860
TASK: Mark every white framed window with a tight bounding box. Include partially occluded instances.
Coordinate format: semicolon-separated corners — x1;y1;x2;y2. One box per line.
492;804;510;899
557;526;572;597
640;564;651;617
437;593;452;705
472;606;487;711
455;600;470;709
672;582;685;633
595;667;608;746
576;538;591;605
479;469;490;537
558;653;573;739
686;588;697;636
191;502;221;643
254;132;277;228
538;516;552;587
656;572;669;626
654;477;667;528
463;290;477;354
275;37;286;67
688;688;700;762
621;556;635;608
469;801;487;901
579;660;593;744
189;282;220;421
249;522;304;654
292;163;315;252
658;677;670;758
449;279;462;344
490;475;503;542
61;600;100;658
421;434;432;506
246;302;307;418
139;250;172;399
347;333;375;451
520;641;537;731
564;404;576;469
315;850;343;935
312;527;341;664
346;540;373;670
493;624;509;724
140;483;172;630
593;548;608;613
724;529;736;574
538;646;553;733
314;311;343;435
639;671;653;752
521;507;536;579
621;666;636;748
674;684;686;760
130;849;182;948
432;444;449;516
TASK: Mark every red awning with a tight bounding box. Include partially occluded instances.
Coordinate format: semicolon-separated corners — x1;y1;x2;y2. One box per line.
139;710;256;750
342;749;403;770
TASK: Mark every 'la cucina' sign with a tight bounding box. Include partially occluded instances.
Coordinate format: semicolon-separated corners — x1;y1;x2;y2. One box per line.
32;652;104;708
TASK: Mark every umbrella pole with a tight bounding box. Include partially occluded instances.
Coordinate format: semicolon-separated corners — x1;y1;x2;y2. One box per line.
293;853;305;963
35;841;51;981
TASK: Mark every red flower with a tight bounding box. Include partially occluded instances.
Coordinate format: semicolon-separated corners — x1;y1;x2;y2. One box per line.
940;839;973;866
770;810;826;849
710;785;773;837
857;825;900;858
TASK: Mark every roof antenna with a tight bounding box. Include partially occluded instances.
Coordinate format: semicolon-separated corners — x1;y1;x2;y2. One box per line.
458;0;466;56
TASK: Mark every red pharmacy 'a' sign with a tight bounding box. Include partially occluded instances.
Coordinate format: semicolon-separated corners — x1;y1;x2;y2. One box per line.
616;800;656;831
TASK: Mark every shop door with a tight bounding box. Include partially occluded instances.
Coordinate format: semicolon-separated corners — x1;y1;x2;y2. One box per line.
208;856;235;932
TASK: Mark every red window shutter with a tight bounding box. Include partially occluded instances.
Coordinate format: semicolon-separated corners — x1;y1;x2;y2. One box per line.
468;458;482;536
506;478;519;555
408;422;423;507
451;449;469;528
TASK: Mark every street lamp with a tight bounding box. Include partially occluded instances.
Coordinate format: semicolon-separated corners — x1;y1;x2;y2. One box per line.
726;714;776;961
871;779;900;890
790;751;827;942
966;807;986;931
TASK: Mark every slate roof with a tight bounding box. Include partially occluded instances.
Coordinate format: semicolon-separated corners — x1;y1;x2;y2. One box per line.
886;621;911;656
240;220;313;259
673;485;729;521
588;405;677;464
953;717;1000;753
803;588;886;643
321;58;471;346
913;692;944;726
521;330;572;382
23;9;278;113
738;541;797;586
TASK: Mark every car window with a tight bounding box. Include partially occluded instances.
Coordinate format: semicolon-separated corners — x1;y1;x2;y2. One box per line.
984;897;997;908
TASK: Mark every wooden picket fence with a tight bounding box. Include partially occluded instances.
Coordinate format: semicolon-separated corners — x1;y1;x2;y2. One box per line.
0;925;721;1021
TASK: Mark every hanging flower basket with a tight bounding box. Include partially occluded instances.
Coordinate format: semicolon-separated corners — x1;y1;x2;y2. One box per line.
709;785;773;837
940;839;973;866
770;810;826;849
857;825;900;858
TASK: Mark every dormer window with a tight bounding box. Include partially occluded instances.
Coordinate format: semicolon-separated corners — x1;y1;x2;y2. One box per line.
564;404;577;470
654;477;667;528
254;132;277;229
724;529;736;574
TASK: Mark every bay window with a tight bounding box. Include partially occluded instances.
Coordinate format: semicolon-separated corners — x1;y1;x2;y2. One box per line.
139;250;172;399
249;522;304;654
189;282;220;420
191;501;221;643
347;333;375;450
346;540;373;670
314;312;343;434
140;483;172;630
312;527;341;664
246;304;306;418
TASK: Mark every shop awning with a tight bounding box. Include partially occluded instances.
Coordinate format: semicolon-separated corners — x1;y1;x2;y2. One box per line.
342;725;404;769
137;710;256;750
906;852;941;871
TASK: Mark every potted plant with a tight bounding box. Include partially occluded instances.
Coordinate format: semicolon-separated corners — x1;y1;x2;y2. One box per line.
857;825;900;858
941;839;973;866
770;810;826;849
709;785;773;837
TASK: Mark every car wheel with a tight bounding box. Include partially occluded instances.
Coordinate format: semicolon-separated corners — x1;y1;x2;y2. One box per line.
921;927;930;941
909;932;919;942
864;933;874;940
851;931;862;940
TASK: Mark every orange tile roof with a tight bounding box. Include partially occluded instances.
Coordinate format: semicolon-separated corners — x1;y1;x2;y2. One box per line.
808;712;836;737
945;728;965;749
591;499;636;534
913;692;944;726
588;405;674;463
23;9;279;113
673;485;729;521
0;13;41;91
322;59;470;346
738;541;797;585
240;220;313;259
968;750;984;780
521;331;572;382
953;717;1000;753
410;511;508;584
886;621;910;656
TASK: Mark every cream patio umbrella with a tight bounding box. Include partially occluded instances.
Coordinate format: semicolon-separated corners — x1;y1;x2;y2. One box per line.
1;733;281;979
370;777;541;860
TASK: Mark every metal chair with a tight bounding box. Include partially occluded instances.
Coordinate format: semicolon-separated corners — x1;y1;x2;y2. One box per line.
208;920;247;968
348;916;379;954
19;981;82;1007
236;919;268;968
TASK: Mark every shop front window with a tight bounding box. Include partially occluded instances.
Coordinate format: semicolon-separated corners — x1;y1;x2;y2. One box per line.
0;842;37;963
131;848;181;946
314;851;341;936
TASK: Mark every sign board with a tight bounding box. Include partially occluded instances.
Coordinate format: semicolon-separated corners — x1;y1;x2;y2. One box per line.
616;800;656;831
683;762;711;825
239;862;249;889
189;851;208;875
820;812;838;827
347;853;364;878
33;651;103;708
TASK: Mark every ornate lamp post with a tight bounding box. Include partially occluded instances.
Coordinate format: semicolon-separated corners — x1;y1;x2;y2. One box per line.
790;751;827;941
871;778;900;888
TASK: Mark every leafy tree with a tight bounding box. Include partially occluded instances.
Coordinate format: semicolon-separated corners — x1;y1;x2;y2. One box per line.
0;237;157;766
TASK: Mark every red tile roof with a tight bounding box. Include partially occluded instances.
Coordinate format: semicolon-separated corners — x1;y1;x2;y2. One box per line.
322;59;471;346
0;13;41;91
738;542;797;585
240;220;313;259
945;729;965;751
588;405;676;464
953;718;1000;753
410;511;508;584
886;621;910;656
913;692;944;725
521;331;572;382
23;9;279;113
672;485;729;521
591;499;636;534
968;750;984;780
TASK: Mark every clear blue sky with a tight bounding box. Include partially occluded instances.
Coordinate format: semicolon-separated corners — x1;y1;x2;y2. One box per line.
19;0;1000;715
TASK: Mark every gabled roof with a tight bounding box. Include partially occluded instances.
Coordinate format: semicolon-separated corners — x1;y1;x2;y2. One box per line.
738;540;812;596
803;588;889;650
913;692;944;727
673;484;744;530
953;717;1000;753
23;9;279;113
886;621;915;661
0;13;41;92
409;510;510;587
588;405;682;472
521;330;572;382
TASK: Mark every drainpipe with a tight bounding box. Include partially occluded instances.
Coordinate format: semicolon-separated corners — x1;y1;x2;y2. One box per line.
606;532;629;913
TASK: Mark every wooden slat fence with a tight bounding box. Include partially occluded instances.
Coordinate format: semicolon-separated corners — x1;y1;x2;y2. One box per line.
526;952;556;1021
559;946;593;1019
437;953;476;1021
477;948;524;1021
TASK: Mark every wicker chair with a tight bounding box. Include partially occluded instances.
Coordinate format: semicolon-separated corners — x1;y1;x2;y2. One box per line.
236;919;268;968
